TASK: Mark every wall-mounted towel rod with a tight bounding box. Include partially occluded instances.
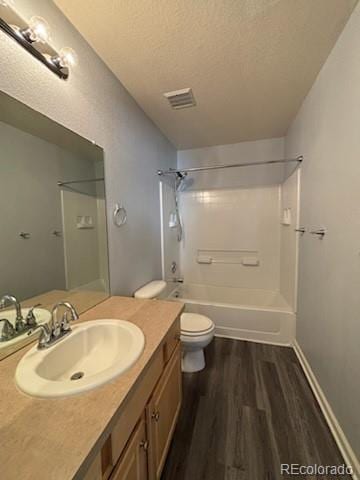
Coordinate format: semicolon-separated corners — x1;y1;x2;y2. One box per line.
157;155;303;176
57;177;104;187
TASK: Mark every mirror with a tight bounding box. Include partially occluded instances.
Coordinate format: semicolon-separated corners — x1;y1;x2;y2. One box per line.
0;91;110;360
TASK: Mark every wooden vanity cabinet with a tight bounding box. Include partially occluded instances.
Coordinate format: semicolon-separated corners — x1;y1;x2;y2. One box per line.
146;343;182;480
85;318;182;480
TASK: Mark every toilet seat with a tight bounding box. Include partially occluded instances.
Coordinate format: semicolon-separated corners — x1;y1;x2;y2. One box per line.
181;313;215;337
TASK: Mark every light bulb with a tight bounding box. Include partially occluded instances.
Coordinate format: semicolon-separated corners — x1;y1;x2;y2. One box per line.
58;47;78;68
28;16;50;43
0;0;15;7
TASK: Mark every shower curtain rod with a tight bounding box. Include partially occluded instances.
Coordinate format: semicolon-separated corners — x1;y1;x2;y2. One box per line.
57;177;104;187
157;155;303;176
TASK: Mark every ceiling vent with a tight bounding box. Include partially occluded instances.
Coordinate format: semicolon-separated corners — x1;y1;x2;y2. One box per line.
163;88;196;110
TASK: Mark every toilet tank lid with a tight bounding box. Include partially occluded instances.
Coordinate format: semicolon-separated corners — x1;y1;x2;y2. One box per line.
181;313;214;333
134;280;167;299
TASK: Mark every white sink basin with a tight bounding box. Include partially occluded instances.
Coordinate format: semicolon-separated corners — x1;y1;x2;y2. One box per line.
0;308;51;351
15;319;145;398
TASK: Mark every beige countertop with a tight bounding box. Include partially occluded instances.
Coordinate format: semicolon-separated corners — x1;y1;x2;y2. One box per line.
0;296;184;480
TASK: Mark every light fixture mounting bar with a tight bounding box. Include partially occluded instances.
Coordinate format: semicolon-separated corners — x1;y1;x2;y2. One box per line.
0;17;68;79
0;4;77;80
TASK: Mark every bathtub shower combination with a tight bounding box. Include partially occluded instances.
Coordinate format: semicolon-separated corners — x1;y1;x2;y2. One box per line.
159;154;301;348
167;283;295;346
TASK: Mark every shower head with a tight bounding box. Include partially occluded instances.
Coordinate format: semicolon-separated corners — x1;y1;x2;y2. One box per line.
175;171;187;191
176;171;187;180
157;169;187;180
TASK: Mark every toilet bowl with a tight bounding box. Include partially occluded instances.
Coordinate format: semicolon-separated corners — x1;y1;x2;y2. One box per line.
134;281;215;372
180;313;215;372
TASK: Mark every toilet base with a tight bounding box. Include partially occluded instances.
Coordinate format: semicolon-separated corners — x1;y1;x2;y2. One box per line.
182;348;205;373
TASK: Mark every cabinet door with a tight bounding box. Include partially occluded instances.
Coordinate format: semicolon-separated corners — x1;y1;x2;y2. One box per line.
147;343;182;480
110;416;148;480
82;454;102;480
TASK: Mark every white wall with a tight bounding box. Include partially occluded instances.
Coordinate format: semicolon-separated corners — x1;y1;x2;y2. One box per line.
285;3;360;463
179;187;281;290
0;0;176;296
61;189;101;290
177;138;300;295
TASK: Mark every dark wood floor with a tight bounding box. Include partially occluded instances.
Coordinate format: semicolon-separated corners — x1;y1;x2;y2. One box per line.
161;337;349;480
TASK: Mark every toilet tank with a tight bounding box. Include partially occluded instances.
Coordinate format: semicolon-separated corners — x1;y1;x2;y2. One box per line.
134;280;167;299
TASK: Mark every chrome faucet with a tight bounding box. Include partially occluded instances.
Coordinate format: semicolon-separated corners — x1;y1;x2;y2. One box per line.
29;301;79;349
51;301;79;333
0;294;24;332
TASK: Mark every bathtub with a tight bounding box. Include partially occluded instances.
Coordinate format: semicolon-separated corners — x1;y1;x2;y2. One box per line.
167;283;295;346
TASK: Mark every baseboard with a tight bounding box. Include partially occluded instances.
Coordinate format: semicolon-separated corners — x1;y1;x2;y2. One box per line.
293;340;359;480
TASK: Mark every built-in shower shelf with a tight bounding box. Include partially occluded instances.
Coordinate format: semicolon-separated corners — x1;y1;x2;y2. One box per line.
196;249;259;266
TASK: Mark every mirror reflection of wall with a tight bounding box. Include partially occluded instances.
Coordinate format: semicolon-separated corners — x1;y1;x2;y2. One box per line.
0;92;110;359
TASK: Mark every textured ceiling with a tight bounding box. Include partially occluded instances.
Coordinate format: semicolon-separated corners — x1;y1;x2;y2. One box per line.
54;0;357;149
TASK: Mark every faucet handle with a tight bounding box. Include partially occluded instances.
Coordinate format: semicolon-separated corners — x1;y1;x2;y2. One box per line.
26;303;41;327
27;324;51;349
0;319;15;341
60;312;72;333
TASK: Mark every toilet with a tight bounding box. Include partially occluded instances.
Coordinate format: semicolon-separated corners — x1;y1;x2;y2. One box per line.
134;280;215;373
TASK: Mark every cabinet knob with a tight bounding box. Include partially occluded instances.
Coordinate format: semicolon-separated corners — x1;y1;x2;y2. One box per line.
151;411;160;422
139;440;149;451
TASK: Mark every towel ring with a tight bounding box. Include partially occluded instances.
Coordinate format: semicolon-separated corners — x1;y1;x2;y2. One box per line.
113;204;127;227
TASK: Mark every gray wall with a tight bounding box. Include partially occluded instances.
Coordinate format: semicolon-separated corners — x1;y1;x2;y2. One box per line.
0;0;176;296
0;120;65;300
0;119;105;300
286;3;360;461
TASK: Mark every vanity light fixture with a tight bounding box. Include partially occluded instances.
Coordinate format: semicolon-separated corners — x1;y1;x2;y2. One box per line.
0;3;77;79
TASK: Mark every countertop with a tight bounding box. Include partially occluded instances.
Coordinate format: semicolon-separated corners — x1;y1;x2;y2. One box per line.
0;296;184;480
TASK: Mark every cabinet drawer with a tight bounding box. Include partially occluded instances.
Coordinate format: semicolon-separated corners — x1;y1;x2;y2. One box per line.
163;317;180;364
111;346;164;466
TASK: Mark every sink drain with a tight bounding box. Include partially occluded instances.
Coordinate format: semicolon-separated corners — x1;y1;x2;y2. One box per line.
70;371;84;381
